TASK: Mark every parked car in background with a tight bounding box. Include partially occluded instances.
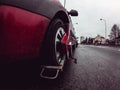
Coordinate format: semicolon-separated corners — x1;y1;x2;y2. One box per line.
0;0;78;77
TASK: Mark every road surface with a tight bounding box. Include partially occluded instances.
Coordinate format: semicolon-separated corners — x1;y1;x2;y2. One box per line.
1;45;120;90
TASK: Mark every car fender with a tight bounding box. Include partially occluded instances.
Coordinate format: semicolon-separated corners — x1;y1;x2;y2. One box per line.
0;0;68;20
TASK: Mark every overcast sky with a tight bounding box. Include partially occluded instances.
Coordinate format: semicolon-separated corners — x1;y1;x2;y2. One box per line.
60;0;120;39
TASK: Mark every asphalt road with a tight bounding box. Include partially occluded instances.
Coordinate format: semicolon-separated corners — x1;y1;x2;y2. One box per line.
1;45;120;90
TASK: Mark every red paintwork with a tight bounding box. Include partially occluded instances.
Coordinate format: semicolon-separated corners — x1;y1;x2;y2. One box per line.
0;5;50;62
61;33;68;44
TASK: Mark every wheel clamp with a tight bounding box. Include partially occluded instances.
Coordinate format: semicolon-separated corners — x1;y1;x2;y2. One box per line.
40;58;65;79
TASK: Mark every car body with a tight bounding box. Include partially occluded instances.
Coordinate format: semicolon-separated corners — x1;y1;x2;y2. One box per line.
0;0;78;66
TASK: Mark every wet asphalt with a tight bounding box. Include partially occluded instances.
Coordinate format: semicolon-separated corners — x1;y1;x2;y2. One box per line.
1;45;120;90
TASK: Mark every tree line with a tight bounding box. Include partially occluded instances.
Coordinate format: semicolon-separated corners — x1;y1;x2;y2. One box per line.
109;24;120;45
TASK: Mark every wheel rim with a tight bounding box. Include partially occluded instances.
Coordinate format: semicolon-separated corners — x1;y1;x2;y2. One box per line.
55;27;65;64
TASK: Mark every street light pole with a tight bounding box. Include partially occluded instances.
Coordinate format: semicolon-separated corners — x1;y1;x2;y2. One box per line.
64;0;66;7
100;18;107;39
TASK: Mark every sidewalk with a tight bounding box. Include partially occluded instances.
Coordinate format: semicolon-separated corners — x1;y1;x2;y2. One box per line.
93;45;120;51
106;45;120;49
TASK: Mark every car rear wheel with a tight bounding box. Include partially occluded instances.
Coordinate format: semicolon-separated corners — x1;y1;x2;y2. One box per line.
42;19;67;66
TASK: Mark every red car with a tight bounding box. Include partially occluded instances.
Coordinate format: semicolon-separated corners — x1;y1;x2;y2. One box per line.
0;0;78;75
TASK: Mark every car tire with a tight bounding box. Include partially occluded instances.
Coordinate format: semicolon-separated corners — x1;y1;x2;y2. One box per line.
42;19;66;66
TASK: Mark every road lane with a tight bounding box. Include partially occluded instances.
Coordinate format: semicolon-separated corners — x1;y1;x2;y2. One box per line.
72;45;120;90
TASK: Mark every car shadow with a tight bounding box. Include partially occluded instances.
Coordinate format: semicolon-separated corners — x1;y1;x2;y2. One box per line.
0;60;73;89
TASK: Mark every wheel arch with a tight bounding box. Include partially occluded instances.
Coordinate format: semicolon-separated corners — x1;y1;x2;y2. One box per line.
52;11;69;32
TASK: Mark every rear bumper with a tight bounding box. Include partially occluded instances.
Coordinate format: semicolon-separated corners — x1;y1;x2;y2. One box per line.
0;5;50;63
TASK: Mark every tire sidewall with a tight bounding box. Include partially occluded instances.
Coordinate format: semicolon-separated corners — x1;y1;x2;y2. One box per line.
43;19;66;66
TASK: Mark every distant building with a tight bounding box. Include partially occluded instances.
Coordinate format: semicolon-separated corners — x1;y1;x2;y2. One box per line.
93;35;106;45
